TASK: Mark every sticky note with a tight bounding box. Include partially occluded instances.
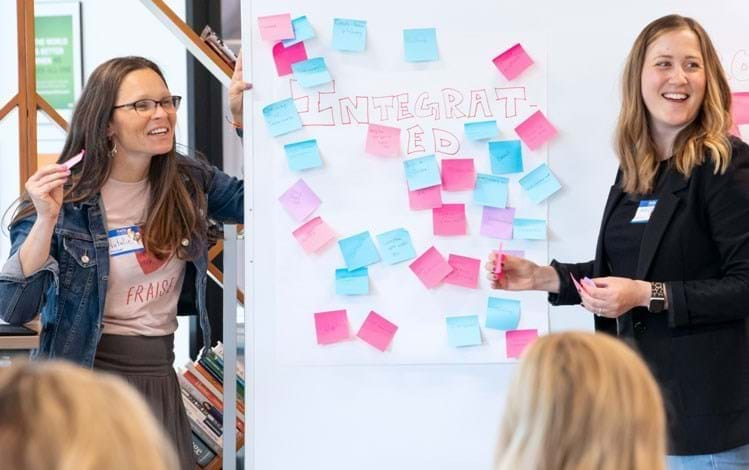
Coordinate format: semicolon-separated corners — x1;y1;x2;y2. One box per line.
365;124;401;157
444;254;480;288
441;159;475;191
446;315;482;347
258;14;294;41
278;178;321;221
515;110;557;150
335;267;369;295
493;43;534;81
513;218;546;240
314;309;350;345
464;120;498;141
433;203;467;236
338;231;380;270
480;206;515;239
489;140;523;174
408;185;443;210
291;57;332;88
473;173;509;208
732;92;749;125
282;15;315;47
404;155;441;190
503;249;525;258
376;228;416;264
284;139;322;171
486;297;521;330
506;329;538;358
519;163;561;204
403;28;438;62
357;311;398;352
292;216;335;253
273;41;308;76
409;246;453;289
63;150;85;170
333;18;367;52
262;98;303;137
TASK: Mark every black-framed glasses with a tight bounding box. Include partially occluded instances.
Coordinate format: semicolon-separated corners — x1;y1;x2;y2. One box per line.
112;95;182;116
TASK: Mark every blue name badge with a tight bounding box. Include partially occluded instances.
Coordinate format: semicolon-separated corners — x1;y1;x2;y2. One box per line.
108;226;145;256
631;200;657;224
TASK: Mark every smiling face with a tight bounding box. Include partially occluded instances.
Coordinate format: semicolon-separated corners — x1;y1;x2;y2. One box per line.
640;28;706;139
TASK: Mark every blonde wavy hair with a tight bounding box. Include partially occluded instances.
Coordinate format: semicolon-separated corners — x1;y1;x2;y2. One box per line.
494;332;666;470
0;361;178;470
616;14;733;194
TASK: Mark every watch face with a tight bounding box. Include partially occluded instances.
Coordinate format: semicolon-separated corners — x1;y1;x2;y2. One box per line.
649;299;665;313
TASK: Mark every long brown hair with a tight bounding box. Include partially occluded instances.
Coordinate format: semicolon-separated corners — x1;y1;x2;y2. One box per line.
11;56;207;260
616;14;733;194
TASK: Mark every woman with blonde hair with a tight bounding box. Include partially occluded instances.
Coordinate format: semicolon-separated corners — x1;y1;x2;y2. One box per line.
495;332;666;470
0;360;178;470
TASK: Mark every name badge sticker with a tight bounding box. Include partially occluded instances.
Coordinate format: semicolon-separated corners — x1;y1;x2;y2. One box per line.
108;226;145;256
631;200;657;224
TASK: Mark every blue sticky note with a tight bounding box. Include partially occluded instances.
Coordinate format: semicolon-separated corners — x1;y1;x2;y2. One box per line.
404;154;441;190
376;228;416;264
519;163;562;204
291;57;332;88
282;16;316;47
403;28;438;62
446;315;482;348
284;139;322;171
513;218;547;240
332;18;367;52
486;297;521;330
464;120;498;141
473;173;509;208
335;267;369;295
338;231;381;270
262;98;303;137
489;140;524;174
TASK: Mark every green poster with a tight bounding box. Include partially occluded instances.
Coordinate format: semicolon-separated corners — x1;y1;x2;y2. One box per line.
35;15;75;109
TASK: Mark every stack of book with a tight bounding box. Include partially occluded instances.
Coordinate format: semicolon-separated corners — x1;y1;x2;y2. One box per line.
178;342;245;468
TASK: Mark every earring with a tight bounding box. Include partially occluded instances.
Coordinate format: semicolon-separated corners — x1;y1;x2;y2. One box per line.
108;141;118;158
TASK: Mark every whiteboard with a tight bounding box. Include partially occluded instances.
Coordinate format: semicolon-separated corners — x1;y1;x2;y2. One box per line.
243;1;749;469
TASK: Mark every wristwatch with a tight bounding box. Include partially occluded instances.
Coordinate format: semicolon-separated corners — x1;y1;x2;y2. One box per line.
648;282;666;313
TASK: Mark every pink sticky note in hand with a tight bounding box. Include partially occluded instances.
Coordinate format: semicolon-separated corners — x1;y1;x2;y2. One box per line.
408;185;442;211
493;43;534;81
444;254;480;288
273;41;308;76
409;246;453;289
432;203;467;236
258;14;294;41
63;150;85;170
292;216;336;253
514;110;557;151
506;329;538;358
365;124;401;157
480;206;515;239
278;178;321;221
357;311;398;352
314;309;350;345
441;158;475;191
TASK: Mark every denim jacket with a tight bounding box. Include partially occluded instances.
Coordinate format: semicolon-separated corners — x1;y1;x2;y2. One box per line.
0;159;243;367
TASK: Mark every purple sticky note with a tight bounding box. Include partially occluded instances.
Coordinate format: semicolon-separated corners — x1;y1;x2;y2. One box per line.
441;158;475;191
408;184;443;211
506;329;538;358
514;110;557;151
409;246;453;289
278;178;321;221
493;43;534;81
432;203;467;236
480;206;515;239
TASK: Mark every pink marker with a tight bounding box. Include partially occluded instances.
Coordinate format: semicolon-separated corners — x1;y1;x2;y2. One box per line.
570;273;584;292
493;243;503;275
581;277;597;289
63;149;85;170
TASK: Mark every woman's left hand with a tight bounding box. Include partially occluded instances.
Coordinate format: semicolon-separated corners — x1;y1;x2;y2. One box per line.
576;277;651;318
229;49;252;126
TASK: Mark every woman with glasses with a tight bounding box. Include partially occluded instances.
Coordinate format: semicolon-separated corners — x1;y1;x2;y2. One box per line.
0;56;250;469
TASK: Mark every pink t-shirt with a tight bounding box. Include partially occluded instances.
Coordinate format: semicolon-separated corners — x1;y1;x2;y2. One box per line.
100;177;185;336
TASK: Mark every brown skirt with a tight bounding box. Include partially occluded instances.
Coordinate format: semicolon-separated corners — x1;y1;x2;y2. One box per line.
94;333;196;470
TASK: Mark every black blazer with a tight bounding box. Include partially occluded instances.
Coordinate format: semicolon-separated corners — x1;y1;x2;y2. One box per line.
550;137;749;455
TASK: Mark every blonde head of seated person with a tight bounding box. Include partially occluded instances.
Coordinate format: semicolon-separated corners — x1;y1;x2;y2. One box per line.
495;332;666;470
0;360;178;470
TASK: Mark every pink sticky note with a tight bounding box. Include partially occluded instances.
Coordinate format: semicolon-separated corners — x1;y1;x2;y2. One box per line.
408;185;443;211
365;124;401;157
441;158;475;191
258;14;294;41
514;110;557;151
506;329;538;358
432;203;467;236
314;309;350;345
409;246;454;289
278;178;321;221
493;43;534;81
480;206;515;239
492;248;503;274
292;216;336;253
732;92;749;126
357;311;398;352
273;41;308;76
63;149;85;170
444;254;480;288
